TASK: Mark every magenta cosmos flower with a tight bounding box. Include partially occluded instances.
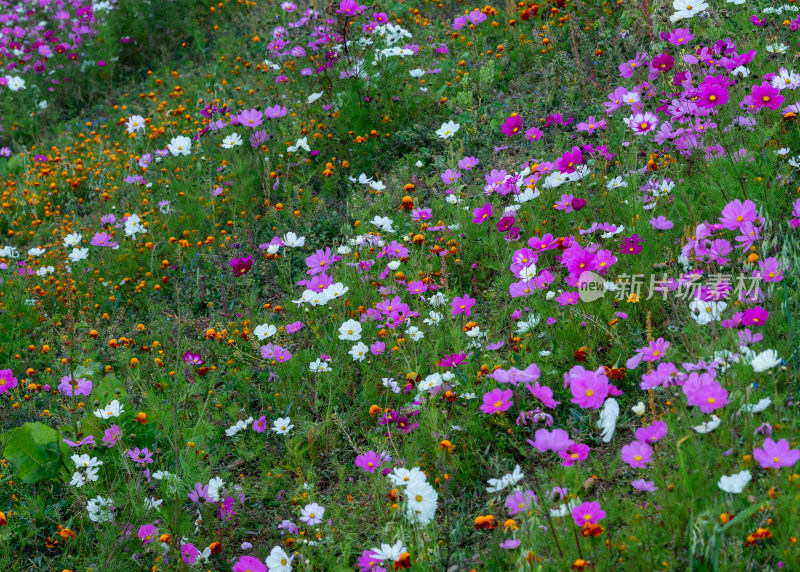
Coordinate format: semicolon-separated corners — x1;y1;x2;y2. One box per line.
753;438;800;469
480;388;513;415
355;450;388;473
451;294;476;318
0;369;19;395
336;0;364;15
571;501;605;526
229;256;253;277
568;366;609;409
138;523;158;545
500;113;523;136
233;556;267;572
621;440;653;468
472;203;494;224
751;82;784;111
556;146;582;174
181;543;199;565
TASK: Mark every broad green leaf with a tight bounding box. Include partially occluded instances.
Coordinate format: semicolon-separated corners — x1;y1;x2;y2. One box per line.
3;422;67;484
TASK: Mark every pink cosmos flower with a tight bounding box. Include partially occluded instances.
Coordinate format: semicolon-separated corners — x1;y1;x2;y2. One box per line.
635;421;668;444
527;428;573;452
480;388;513;415
568;366;609;409
490;363;540;385
626;338;670;369
753;438;800;469
571;501;605;526
621;441;653;468
559;443;590;467
526;382;560;408
632;479;657;492
683;372;728;413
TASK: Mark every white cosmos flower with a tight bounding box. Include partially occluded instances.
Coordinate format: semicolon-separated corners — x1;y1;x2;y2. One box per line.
486;465;524;494
689;300;726;325
70;467;99;487
167;135;192;156
272;416;294;435
607;176;628;189
225;420;248;437
287;137;310;153
254;324;278;340
71;454;103;469
309;359;330;373
389;466;427;488
670;0;708;22
406;326;424;341
323;282;348;299
717;470;751;494
6;76;25;91
64;233;82;247
266;545;293;572
382;377;401;393
405;480;438;524
349;342;369;361
750;349;782;373
221;133;242;149
435;120;460;139
338;319;362;341
692;415;721;433
126;115;145;133
307;91;324;103
282;232;305;248
370;540;408;562
69;247;89;262
94;400;124;419
740;398;771;413
418;373;442;391
208;477;224;501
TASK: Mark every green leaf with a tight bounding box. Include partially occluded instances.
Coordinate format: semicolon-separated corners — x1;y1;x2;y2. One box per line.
3;422;68;484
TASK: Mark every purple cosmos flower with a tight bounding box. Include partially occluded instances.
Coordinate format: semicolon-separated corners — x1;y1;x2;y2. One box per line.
59;375;92;397
572;501;605;526
753;438;800;469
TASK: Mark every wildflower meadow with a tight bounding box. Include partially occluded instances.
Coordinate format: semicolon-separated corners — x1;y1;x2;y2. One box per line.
1;0;800;569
